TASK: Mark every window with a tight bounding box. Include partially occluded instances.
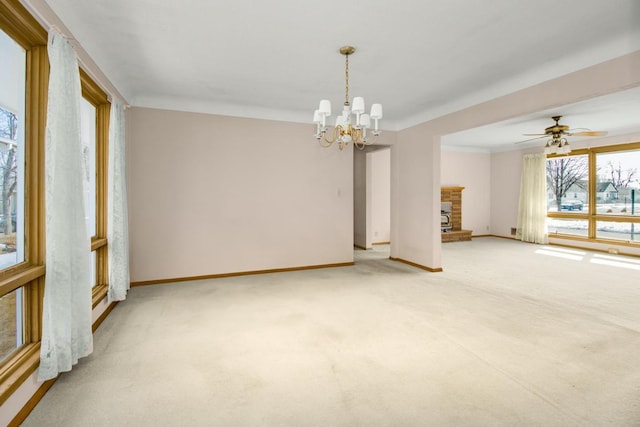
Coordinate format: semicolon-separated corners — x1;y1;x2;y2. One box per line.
0;31;26;272
547;144;640;244
0;288;22;364
0;25;28;366
546;154;589;213
547;218;588;237
81;98;97;238
595;150;640;216
0;0;48;396
80;70;110;296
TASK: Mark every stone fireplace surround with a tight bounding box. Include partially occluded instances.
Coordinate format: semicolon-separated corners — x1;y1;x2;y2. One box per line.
441;186;472;242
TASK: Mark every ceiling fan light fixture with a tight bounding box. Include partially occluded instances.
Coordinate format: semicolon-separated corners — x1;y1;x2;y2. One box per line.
519;116;605;155
543;140;553;155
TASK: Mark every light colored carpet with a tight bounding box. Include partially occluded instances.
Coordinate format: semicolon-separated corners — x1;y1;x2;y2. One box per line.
23;238;640;426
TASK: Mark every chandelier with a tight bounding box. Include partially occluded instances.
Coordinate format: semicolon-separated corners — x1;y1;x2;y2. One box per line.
313;46;382;150
543;136;571;155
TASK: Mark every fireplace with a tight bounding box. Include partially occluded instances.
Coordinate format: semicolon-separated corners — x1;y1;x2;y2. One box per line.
441;202;452;232
441;186;472;242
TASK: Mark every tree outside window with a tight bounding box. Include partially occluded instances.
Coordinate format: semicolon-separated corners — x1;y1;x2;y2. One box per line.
0;107;18;243
546;155;589;212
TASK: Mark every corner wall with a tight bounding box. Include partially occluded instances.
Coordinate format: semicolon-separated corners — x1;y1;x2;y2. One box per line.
371;148;391;243
353;149;370;249
393;51;640;270
442;150;491;235
127;108;354;283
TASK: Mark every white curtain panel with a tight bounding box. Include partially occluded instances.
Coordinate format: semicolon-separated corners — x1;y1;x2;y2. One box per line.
108;102;130;302
516;153;549;244
39;29;93;381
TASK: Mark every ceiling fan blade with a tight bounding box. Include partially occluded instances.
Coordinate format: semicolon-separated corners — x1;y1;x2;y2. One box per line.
522;133;548;136
515;135;548;144
569;131;608;137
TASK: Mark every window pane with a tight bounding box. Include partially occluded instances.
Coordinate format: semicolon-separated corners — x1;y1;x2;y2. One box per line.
0;30;26;270
595;150;640;216
596;221;639;242
547;218;589;237
0;288;23;364
81;98;96;237
546;155;589;213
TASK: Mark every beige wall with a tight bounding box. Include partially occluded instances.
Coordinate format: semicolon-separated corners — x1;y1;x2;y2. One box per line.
353;149;369;248
391;130;441;268
442;150;491;235
489;150;525;237
371;148;391;243
127;108;354;282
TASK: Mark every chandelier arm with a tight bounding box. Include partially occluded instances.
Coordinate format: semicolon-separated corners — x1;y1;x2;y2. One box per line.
353;133;379;150
321;125;341;145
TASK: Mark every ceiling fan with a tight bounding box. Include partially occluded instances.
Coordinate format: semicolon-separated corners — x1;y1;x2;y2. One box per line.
517;115;608;154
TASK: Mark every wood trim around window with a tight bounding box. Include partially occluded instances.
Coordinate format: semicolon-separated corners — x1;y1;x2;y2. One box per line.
547;141;640;245
0;0;47;49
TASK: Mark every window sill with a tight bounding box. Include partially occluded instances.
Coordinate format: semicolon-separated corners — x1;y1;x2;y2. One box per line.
0;343;40;406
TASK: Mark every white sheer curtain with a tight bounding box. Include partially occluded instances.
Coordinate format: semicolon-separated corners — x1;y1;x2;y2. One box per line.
39;29;93;381
516;153;549;244
108;102;129;302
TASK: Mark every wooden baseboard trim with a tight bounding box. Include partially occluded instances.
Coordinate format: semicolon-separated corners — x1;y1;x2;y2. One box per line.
8;378;56;427
389;257;443;272
486;234;517;241
353;244;367;250
130;262;355;287
372;241;391;245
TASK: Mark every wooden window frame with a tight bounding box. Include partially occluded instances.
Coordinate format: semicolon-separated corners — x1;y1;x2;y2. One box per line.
547;142;640;247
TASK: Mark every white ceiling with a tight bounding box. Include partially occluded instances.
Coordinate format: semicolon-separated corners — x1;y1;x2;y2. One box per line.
443;86;640;152
35;0;640;151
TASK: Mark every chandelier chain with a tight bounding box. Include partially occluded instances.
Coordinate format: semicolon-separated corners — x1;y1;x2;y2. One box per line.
344;54;349;106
